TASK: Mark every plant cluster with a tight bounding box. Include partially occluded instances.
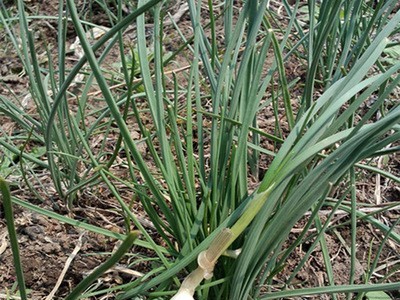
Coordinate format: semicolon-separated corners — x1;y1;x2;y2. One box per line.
0;0;399;299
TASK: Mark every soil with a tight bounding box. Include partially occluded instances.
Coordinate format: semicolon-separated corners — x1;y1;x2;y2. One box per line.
1;1;399;299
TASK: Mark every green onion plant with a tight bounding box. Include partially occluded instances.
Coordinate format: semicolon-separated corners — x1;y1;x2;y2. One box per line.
0;0;399;299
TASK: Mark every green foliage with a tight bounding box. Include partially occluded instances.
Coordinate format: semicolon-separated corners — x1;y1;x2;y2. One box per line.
0;0;399;299
0;178;27;300
382;44;400;65
0;147;17;177
365;291;392;300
